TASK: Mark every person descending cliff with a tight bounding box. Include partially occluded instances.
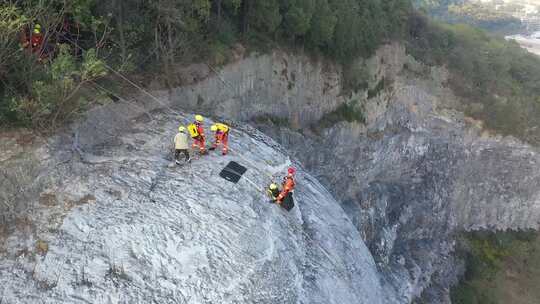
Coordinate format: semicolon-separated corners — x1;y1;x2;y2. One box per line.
275;167;296;211
188;115;207;155
174;126;191;165
209;122;230;155
267;183;280;202
277;167;296;202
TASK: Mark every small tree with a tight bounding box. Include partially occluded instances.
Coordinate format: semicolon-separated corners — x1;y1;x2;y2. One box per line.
10;45;107;129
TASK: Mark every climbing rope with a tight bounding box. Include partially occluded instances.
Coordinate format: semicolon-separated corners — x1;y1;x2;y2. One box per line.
64;34;286;182
59;34;183;119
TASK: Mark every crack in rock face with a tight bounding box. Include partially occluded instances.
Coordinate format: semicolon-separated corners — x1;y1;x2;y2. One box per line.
0;110;383;304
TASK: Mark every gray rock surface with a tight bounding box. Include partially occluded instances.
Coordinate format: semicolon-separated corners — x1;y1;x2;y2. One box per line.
148;44;540;303
267;85;540;303
165;49;344;129
0;107;383;304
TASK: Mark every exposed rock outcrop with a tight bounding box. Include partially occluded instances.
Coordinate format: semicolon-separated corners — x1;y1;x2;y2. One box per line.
0;108;383;303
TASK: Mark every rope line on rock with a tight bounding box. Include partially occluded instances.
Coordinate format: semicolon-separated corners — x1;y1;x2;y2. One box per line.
60;35;183;119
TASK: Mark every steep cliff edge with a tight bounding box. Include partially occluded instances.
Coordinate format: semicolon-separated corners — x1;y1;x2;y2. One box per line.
157;44;540;302
268;85;540;303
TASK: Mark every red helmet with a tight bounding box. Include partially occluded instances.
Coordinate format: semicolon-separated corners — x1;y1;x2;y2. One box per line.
287;167;296;175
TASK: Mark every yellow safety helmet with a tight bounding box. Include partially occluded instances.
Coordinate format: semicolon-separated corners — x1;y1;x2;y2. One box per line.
178;126;186;132
211;125;218;132
33;24;41;34
269;183;278;190
195;115;204;122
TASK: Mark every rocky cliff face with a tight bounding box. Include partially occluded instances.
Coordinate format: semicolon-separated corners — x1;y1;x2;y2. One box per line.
160;44;540;303
167;49;344;129
268;86;540;303
2;43;540;304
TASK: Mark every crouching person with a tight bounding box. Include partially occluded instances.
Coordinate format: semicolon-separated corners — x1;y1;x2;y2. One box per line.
267;183;280;202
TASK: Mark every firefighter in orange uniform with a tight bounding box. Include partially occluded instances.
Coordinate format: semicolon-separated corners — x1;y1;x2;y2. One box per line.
276;167;296;204
187;115;207;155
210;123;230;155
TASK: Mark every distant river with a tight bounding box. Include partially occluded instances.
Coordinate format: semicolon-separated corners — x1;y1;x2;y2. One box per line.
506;31;540;56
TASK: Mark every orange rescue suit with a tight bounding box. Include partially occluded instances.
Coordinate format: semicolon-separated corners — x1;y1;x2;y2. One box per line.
212;123;229;155
192;122;206;152
277;176;295;203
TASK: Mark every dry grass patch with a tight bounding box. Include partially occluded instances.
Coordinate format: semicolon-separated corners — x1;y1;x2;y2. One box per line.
64;194;96;210
36;239;48;256
39;193;58;207
15;133;36;146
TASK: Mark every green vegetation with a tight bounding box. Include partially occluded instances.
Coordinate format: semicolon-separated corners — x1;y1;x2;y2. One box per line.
407;12;540;145
0;2;108;129
2;0;540;146
9;46;106;128
451;230;540;304
0;0;412;129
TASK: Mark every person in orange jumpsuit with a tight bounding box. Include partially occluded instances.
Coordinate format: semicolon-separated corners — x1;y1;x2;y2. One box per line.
277;167;296;204
210;123;230;155
191;115;207;154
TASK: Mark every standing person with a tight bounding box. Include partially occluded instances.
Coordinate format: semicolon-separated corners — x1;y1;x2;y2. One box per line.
31;24;44;53
188;115;207;155
174;126;190;165
209;122;230;155
276;167;296;204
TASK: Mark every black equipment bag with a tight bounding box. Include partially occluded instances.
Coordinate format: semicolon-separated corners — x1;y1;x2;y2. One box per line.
219;161;247;184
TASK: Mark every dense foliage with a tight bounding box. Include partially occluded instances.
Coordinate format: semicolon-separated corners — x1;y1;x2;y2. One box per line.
0;0;412;128
407;12;540;144
0;1;108;128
